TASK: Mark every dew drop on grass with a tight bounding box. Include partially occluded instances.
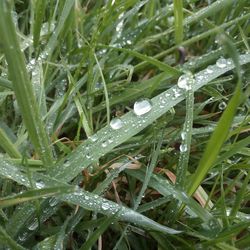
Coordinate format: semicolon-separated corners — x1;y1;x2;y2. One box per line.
28;219;38;231
178;75;189;89
133;99;152;116
180;144;187;152
102;141;108;148
177;72;193;90
36;180;45;189
206;65;213;73
219;101;227;110
89;134;98;142
101;202;110;211
49;197;59;207
110;117;123;130
181;132;186;140
216;58;227;68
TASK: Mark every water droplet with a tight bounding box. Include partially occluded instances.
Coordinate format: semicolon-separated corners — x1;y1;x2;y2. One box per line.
49;197;59;207
110;118;123;130
173;88;181;98
165;93;170;98
102;141;108;148
216;58;227;68
180;144;187;152
181;132;186;140
177;75;189;89
64;160;70;167
36;180;45;189
133;99;152;116
89;134;98;142
216;84;224;92
86;153;91;159
218;101;227;110
206;65;213;74
28;219;38;231
101;203;109;210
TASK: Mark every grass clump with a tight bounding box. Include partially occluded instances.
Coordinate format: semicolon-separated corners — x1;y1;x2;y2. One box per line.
0;0;249;249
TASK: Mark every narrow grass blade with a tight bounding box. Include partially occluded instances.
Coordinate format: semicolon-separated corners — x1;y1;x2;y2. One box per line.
176;72;194;189
32;0;47;51
0;127;21;158
0;76;12;89
80;213;118;250
0;1;53;166
98;45;181;76
0;225;26;250
173;0;183;45
0;186;76;208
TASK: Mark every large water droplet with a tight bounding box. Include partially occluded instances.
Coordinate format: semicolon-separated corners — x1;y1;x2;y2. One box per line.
180;144;187;152
110;118;123;130
133;99;152;116
177;72;193;90
216;58;227;68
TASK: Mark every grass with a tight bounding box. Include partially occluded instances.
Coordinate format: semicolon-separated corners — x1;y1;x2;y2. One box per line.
0;0;249;249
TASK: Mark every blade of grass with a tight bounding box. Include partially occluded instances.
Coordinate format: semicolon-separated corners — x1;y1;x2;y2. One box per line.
80;213;118;250
0;186;76;208
173;0;183;45
0;225;26;250
0;1;53;166
0;127;21;158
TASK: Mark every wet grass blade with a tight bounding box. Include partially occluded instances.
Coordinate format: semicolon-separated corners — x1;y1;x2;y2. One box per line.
0;225;26;250
0;1;53;166
0;127;21;158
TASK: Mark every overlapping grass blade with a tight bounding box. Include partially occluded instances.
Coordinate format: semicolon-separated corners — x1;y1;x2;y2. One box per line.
0;1;53;166
0;159;181;237
5;54;250;240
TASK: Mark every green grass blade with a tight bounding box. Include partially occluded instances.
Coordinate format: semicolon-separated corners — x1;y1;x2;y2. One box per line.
0;225;26;250
0;186;75;208
0;127;21;158
0;1;53;166
188;83;242;196
98;45;181;76
32;0;47;51
173;0;183;45
80;213;118;250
